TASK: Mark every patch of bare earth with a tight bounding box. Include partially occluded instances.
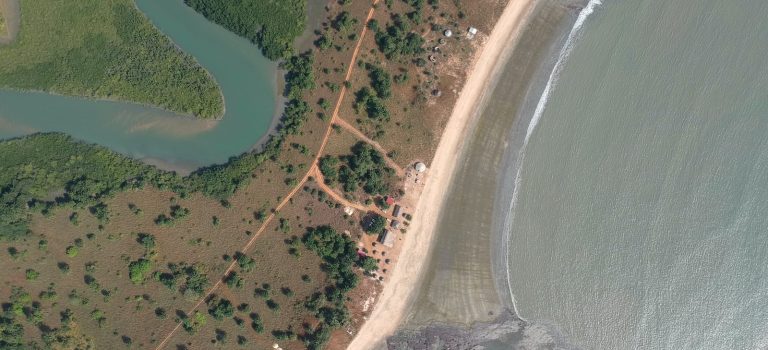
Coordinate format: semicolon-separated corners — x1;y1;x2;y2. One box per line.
0;0;20;44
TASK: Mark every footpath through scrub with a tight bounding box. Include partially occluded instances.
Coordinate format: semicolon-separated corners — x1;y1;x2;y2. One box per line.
332;117;405;177
152;1;390;348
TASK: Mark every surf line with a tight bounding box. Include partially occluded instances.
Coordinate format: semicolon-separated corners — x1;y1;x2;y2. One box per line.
501;0;603;321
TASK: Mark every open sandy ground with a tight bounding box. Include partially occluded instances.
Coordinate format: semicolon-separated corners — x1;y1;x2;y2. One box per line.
0;0;20;44
347;0;539;348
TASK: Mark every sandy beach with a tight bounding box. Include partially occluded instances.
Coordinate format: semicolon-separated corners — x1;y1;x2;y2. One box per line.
347;0;538;348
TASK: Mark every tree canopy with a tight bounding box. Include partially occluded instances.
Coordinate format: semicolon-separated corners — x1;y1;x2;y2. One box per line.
374;14;425;58
184;0;306;60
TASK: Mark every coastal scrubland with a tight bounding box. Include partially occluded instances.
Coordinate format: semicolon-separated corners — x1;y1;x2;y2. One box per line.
183;0;306;60
0;0;504;348
0;0;223;118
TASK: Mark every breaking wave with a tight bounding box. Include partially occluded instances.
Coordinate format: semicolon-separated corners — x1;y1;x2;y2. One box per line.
502;0;603;320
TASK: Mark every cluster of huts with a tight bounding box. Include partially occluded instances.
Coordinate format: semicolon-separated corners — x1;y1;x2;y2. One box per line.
376;162;428;248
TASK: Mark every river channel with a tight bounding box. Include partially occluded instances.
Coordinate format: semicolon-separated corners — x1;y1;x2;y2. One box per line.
0;0;279;172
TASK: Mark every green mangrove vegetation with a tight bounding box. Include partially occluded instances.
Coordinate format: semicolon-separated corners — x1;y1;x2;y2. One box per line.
0;38;316;240
184;0;306;60
0;0;223;118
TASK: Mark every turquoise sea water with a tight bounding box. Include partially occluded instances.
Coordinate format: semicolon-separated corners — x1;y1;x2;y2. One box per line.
0;0;277;170
506;0;768;348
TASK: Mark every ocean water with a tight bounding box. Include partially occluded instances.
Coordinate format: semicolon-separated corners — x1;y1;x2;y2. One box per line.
505;0;768;349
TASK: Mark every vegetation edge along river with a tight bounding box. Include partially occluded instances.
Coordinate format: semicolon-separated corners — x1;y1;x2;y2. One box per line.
0;0;224;118
0;0;311;241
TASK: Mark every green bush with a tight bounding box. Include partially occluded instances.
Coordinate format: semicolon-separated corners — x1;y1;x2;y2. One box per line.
25;269;40;281
354;87;389;121
332;11;358;32
154;262;209;298
137;233;156;250
366;63;392;99
207;296;235;320
128;259;152;284
65;246;79;258
181;311;207;334
235;252;256;272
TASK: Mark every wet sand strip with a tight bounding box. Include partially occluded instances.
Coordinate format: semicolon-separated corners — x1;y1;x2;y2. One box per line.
386;0;586;348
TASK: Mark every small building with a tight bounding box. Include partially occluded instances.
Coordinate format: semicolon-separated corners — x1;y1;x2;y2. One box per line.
467;27;479;39
414;162;427;173
392;204;402;217
378;230;395;248
444;29;453;37
390;220;400;229
385;196;395;206
343;206;355;216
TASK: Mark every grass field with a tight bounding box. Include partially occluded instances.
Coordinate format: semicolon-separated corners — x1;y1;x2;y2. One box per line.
0;0;223;118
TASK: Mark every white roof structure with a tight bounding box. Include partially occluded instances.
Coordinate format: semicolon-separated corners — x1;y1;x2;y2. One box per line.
414;162;427;173
467;27;479;39
444;29;453;37
343;206;355;216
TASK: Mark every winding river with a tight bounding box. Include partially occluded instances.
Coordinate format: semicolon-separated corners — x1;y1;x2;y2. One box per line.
0;0;279;172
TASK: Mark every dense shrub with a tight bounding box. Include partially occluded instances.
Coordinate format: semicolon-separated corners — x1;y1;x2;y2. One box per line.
184;0;306;60
319;156;340;184
328;142;395;195
366;64;392;99
283;53;316;99
332;11;358;31
128;259;152;284
364;214;387;235
375;15;425;58
354;87;389;121
154;262;210;298
207;296;235;320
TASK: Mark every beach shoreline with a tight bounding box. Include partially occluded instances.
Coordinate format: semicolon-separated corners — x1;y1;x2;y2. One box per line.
347;0;539;348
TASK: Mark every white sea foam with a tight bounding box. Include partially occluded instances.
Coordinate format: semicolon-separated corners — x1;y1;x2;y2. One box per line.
503;0;603;320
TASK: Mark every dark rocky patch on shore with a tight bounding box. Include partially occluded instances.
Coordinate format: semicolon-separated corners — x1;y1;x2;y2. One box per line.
387;310;579;349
